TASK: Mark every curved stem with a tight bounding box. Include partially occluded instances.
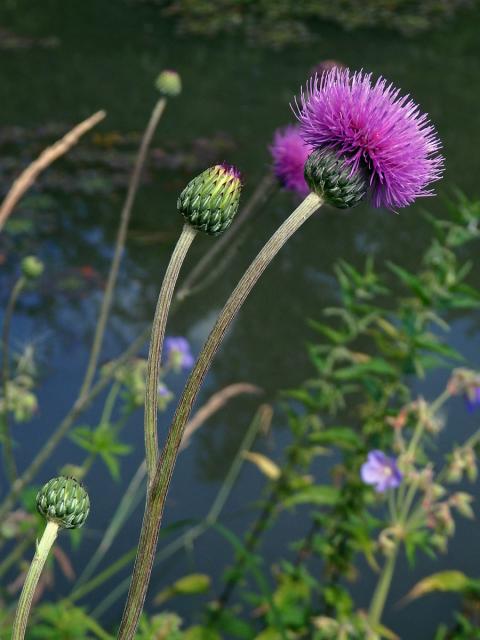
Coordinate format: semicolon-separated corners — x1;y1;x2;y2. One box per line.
368;544;399;629
117;192;322;639
79;97;167;398
11;520;59;640
1;276;26;483
144;223;197;476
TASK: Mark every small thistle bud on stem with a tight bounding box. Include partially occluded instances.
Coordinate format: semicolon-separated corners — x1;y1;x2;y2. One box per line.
12;477;89;640
21;255;44;280
177;163;242;235
155;70;182;98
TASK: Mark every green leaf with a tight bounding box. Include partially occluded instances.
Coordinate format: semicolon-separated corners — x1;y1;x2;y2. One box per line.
309;427;362;450
388;262;432;304
283;485;339;508
402;571;477;605
154;573;211;605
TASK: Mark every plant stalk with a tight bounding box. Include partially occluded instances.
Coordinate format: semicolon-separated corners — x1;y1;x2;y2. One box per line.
117;191;322;639
144;223;197;477
368;544;399;628
11;520;59;640
80;97;167;398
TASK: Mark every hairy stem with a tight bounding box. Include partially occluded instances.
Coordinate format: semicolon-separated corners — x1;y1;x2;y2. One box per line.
117;192;322;639
1;276;26;483
144;223;197;477
12;520;59;640
80;97;167;398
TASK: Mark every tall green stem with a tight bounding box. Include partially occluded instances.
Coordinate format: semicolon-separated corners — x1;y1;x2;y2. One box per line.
80;97;167;398
144;223;197;477
117;192;322;639
1;276;26;483
11;520;59;640
368;545;399;628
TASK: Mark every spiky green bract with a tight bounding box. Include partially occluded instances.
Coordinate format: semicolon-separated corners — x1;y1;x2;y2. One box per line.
36;477;90;529
177;164;242;236
155;70;182;97
304;148;368;209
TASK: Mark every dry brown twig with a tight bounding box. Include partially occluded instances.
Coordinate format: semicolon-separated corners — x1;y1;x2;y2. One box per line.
0;110;106;232
180;382;262;451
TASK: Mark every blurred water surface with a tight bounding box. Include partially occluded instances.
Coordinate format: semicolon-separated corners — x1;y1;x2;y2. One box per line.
0;2;480;636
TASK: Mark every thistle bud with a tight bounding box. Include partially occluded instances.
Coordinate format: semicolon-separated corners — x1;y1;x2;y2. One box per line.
21;256;44;280
304;148;368;209
36;476;90;529
177;163;242;236
155;70;182;98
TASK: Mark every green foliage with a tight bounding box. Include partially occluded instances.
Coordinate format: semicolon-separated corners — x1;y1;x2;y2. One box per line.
70;423;132;481
32;603;112;639
154;0;474;46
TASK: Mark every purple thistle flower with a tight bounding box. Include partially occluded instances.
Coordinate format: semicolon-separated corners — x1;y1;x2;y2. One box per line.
164;336;194;371
464;385;480;413
270;125;313;197
361;450;403;493
295;68;444;210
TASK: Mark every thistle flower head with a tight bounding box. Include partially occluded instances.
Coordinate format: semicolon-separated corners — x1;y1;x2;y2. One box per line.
361;450;403;493
269;125;312;197
155;70;182;98
36;476;90;529
295;68;444;210
177;163;242;236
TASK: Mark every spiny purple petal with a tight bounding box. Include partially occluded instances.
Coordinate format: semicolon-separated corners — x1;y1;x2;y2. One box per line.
269;125;313;197
294;68;444;210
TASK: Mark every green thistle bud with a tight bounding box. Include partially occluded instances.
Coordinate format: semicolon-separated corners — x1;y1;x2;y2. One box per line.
304;148;368;209
36;476;90;529
21;256;44;280
177;163;242;236
155;70;182;98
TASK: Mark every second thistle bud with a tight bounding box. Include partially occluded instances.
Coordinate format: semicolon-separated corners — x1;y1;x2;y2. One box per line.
155;70;182;98
304;148;368;209
36;476;90;529
21;256;44;280
177;163;242;236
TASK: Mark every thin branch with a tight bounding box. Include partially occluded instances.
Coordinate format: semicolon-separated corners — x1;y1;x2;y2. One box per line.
181;382;262;451
0;111;106;232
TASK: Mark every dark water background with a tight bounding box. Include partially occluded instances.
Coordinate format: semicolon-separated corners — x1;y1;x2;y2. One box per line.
1;1;480;637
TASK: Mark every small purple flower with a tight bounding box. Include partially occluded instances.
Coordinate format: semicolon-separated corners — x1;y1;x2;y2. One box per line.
269;125;313;197
294;68;444;210
464;385;480;412
361;450;403;493
164;336;194;371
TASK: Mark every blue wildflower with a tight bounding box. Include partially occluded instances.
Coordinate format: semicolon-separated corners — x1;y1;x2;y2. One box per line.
361;450;402;493
164;336;194;372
